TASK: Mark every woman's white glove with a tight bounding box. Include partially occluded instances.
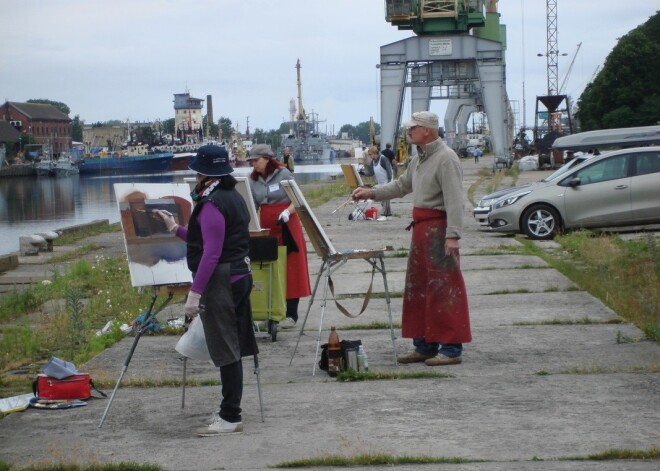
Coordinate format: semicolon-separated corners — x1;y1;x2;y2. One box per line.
153;209;178;233
184;291;202;318
278;209;290;224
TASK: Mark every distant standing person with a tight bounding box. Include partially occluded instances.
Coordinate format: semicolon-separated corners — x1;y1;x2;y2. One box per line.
154;145;257;436
351;111;471;366
329;147;336;163
360;146;374;178
247;144;311;329
381;142;397;177
473;146;482;164
282;147;295;173
370;145;393;220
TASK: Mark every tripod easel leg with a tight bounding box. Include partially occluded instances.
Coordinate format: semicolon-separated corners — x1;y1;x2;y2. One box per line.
98;290;174;428
312;261;333;376
253;354;265;422
181;357;187;409
289;260;326;365
378;255;398;365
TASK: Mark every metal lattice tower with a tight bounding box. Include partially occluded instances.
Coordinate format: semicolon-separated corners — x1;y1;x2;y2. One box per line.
545;0;559;95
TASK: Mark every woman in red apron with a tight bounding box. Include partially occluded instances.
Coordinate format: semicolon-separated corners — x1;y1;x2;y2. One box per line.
247;144;311;329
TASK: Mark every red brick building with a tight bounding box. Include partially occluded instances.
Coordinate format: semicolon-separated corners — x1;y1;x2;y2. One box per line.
0;102;72;156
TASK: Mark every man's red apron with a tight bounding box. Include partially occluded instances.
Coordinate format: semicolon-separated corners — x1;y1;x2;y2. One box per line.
259;202;311;300
401;207;471;343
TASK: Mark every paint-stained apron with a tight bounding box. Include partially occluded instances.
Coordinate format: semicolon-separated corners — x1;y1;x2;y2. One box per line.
401;207;472;343
259;202;311;300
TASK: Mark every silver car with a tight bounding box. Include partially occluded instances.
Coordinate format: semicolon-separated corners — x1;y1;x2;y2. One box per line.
473;154;594;226
487;147;660;239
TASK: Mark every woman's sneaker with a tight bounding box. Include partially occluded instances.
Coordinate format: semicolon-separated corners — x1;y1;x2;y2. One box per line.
279;317;296;329
196;416;243;437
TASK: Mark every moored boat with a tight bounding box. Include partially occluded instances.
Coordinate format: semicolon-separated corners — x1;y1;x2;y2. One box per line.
78;152;173;175
34;152;80;177
168;152;196;171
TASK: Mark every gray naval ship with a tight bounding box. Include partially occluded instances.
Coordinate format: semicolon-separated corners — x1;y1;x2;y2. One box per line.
280;59;331;163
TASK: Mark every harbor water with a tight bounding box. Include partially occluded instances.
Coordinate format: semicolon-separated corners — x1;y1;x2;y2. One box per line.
0;164;347;256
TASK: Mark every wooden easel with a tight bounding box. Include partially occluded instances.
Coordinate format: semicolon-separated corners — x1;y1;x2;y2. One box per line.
280;180;397;375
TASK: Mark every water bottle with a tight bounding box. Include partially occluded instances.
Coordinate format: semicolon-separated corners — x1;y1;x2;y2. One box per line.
357;345;369;372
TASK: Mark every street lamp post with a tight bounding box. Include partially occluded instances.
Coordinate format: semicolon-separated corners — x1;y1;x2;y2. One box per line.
537;51;568;96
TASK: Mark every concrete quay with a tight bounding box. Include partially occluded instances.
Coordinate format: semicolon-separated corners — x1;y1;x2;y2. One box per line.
0;155;658;470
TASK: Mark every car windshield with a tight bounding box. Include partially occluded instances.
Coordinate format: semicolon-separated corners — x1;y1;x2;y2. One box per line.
541;156;589;182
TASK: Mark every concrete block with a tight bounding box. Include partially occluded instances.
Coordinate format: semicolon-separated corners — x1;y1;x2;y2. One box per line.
0;253;18;272
19;235;46;256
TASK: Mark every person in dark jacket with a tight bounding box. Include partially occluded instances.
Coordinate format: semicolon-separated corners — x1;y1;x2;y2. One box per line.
155;144;257;436
382;142;397;177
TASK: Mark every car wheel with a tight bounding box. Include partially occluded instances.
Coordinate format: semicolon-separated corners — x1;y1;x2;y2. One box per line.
521;204;560;240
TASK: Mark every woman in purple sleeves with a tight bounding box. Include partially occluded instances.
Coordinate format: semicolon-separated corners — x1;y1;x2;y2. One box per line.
155;144;257;437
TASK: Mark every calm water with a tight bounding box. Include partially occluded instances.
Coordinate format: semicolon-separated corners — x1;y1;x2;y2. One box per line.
0;164;347;256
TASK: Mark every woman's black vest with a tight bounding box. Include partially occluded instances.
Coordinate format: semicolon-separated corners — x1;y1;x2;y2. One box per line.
186;187;250;275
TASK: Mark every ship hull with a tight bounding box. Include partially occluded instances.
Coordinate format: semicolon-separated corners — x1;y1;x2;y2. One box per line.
79;153;173;175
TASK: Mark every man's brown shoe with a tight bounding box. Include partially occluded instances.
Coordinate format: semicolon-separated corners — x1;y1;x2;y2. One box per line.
397;351;433;364
425;355;462;366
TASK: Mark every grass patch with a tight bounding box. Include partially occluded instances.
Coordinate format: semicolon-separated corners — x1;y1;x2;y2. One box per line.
334;291;404;300
516;231;660;342
512;317;624;326
467;167;490;206
486;288;532;295
340;321;401;330
335;370;453;381
0;256;163;394
471;245;526;256
561;447;660;461
54;222;122;246
558;365;660;374
302;181;352;208
272;453;478;468
0;461;164;471
48;244;101;263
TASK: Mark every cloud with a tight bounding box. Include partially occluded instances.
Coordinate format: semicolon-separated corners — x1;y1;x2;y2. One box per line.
1;0;656;132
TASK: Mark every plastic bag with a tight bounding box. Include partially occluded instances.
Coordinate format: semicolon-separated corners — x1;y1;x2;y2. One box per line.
41;357;79;379
175;316;212;363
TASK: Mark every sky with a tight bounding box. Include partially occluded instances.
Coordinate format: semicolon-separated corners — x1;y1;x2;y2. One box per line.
1;1;657;134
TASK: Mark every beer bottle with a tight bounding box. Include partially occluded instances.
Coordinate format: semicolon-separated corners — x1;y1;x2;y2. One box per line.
327;326;341;376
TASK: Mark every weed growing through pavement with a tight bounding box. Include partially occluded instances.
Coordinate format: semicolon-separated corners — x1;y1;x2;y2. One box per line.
341;321;401;330
335;370;453;381
66;287;87;358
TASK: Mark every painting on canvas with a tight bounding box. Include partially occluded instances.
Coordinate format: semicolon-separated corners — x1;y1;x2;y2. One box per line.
114;183;193;287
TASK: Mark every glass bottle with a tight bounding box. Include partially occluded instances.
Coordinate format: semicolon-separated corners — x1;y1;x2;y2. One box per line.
327;326;341;376
357;345;369;372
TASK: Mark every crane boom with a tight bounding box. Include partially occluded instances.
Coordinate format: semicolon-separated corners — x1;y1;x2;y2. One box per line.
559;42;582;95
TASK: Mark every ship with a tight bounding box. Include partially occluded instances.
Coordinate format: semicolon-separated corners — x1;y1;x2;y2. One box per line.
35;152;80;177
280;59;331;163
79;144;173;175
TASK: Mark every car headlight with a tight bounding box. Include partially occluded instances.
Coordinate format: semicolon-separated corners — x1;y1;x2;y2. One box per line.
493;191;531;209
478;198;497;208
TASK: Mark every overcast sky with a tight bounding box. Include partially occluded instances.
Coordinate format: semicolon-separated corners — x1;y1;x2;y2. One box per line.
1;1;656;134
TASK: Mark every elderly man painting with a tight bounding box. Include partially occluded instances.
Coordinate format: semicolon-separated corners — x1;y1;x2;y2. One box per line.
351;111;471;366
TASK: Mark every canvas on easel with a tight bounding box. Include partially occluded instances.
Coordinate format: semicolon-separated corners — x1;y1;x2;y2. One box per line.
114;183;193;287
186;176;263;233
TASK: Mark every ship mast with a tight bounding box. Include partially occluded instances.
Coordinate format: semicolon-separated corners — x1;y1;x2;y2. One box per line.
295;59;306;121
